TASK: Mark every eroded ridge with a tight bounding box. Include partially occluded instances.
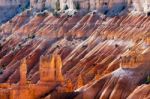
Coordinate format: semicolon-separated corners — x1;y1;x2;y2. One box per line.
0;6;149;99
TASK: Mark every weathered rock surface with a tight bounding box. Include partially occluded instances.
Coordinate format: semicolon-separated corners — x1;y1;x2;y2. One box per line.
0;1;149;99
128;84;150;99
1;0;150;24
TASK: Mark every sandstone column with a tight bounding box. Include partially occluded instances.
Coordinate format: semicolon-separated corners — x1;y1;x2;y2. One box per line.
109;0;113;8
133;0;143;12
55;55;64;82
96;0;100;9
67;0;74;9
66;80;73;92
20;58;27;85
40;55;55;82
89;0;96;10
76;75;84;89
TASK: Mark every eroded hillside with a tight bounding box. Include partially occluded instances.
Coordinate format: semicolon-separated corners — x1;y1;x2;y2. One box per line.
0;0;149;99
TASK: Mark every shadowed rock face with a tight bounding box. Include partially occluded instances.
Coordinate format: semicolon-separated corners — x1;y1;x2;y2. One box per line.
1;0;150;24
0;0;30;24
0;2;150;98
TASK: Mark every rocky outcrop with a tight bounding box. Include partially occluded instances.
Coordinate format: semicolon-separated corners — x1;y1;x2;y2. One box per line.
30;0;150;16
0;1;149;98
127;84;150;99
0;54;64;99
1;0;150;24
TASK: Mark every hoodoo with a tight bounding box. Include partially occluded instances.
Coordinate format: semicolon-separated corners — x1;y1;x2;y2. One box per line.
0;0;149;99
19;58;27;85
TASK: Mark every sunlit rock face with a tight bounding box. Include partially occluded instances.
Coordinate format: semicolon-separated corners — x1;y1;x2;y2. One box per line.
0;9;149;98
131;0;150;14
38;0;150;15
29;0;150;16
128;84;150;99
1;0;150;24
0;0;150;99
30;0;127;11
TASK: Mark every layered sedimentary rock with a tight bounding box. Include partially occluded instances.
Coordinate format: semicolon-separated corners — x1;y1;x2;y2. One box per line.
0;0;149;99
128;84;150;99
0;54;64;99
1;0;150;24
30;0;150;15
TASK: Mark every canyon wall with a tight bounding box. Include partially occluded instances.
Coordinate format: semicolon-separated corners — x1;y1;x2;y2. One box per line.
0;0;150;24
30;0;127;11
0;8;149;98
131;0;150;13
30;0;150;15
0;0;149;99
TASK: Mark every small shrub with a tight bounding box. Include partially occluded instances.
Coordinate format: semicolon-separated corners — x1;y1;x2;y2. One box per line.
82;44;88;48
25;1;30;9
52;11;60;17
21;6;26;12
37;12;47;17
104;2;108;5
64;5;69;10
146;75;150;84
0;69;3;75
11;47;15;51
147;12;150;16
28;34;36;39
0;43;2;50
18;44;21;47
31;34;35;39
2;64;6;68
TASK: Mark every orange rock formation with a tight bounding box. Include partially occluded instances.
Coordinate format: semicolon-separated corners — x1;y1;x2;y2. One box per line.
0;7;149;99
0;54;64;99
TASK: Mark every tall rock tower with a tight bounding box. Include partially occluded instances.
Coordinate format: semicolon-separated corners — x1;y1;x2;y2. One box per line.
132;0;143;12
40;55;55;82
55;55;64;82
19;59;27;85
39;54;64;83
76;75;84;89
10;58;34;99
131;0;150;14
143;0;150;14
